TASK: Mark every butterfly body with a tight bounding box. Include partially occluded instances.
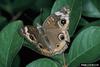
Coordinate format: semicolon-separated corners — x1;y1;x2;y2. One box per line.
21;7;70;56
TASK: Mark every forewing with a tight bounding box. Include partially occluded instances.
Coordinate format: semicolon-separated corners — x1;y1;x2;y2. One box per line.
20;26;38;44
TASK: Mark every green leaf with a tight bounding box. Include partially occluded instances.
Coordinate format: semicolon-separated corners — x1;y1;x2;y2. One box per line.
11;55;20;67
26;58;58;67
51;53;68;67
31;0;54;11
0;16;8;31
91;0;100;10
81;20;100;31
67;26;100;67
78;18;89;27
52;54;64;65
82;0;100;18
0;20;24;67
12;0;34;12
87;20;100;27
0;0;34;13
51;0;82;37
0;0;14;14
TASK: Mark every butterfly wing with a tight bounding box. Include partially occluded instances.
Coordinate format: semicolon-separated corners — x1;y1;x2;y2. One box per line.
41;7;70;55
20;26;38;44
43;7;70;30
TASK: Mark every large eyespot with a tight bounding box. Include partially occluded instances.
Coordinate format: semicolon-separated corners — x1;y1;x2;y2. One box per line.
58;33;65;40
60;19;66;26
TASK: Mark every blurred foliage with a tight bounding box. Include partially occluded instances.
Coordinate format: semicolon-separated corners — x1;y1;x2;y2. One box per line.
0;0;100;67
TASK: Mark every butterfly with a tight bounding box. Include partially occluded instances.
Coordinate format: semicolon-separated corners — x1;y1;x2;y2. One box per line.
20;7;70;57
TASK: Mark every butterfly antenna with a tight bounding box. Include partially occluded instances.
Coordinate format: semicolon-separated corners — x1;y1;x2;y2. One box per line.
40;8;43;23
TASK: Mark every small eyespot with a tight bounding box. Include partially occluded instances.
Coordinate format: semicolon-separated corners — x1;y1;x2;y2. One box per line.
29;34;35;40
58;33;65;40
56;44;59;47
60;19;66;26
38;43;44;49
